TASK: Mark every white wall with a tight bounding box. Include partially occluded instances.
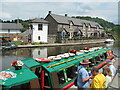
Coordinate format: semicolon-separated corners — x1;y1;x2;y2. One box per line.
0;29;21;34
32;23;48;43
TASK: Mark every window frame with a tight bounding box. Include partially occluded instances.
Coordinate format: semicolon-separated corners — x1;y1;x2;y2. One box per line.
38;24;43;30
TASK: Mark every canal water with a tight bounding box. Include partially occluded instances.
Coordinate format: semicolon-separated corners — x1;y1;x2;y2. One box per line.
1;42;120;70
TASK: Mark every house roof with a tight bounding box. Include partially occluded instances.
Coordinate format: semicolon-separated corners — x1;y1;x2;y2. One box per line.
31;18;48;23
47;14;103;29
20;29;32;36
0;23;23;30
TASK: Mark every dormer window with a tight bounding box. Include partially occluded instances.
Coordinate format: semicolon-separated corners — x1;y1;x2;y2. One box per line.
96;25;99;30
82;23;86;30
68;20;73;29
38;24;43;30
88;24;91;31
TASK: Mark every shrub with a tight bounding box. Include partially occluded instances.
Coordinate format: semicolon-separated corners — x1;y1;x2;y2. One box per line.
33;42;40;45
15;42;22;45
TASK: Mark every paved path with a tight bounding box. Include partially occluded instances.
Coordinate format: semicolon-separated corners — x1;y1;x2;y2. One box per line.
108;58;120;89
17;39;105;48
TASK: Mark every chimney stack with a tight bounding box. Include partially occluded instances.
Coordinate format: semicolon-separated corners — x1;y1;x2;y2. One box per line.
65;14;67;17
49;11;51;14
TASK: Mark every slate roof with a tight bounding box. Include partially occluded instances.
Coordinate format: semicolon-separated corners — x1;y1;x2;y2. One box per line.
48;14;103;29
0;23;23;30
31;18;48;23
20;29;32;36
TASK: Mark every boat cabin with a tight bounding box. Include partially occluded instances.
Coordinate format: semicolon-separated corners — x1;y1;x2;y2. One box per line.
0;47;115;90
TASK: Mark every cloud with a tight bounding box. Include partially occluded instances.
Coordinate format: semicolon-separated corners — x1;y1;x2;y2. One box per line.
0;12;12;19
72;2;118;24
2;0;120;2
0;2;118;24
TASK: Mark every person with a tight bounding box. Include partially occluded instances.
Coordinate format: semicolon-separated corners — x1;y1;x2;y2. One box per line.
77;59;93;89
102;66;112;88
106;61;116;79
90;66;106;89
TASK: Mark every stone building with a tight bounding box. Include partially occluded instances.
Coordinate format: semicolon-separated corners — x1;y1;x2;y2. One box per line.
45;11;105;42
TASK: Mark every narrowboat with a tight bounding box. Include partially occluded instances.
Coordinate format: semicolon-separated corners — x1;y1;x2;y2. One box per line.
0;47;116;90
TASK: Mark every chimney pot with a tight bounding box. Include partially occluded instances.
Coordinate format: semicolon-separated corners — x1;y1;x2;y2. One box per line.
65;14;67;17
49;11;51;14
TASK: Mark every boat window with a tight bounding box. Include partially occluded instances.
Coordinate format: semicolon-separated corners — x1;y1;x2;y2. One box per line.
100;54;105;61
104;53;107;59
44;71;50;87
35;67;41;77
95;56;101;64
89;58;94;63
89;58;96;67
31;67;41;77
66;65;78;81
95;56;100;61
57;70;66;85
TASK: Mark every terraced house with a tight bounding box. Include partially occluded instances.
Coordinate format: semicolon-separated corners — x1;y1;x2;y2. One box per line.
45;11;105;40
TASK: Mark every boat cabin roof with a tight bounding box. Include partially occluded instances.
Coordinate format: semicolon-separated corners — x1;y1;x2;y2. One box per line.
0;68;38;87
22;48;111;72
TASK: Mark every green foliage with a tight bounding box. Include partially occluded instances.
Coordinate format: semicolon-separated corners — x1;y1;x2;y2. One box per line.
21;21;30;32
14;42;22;45
111;25;120;32
113;35;120;40
32;42;41;45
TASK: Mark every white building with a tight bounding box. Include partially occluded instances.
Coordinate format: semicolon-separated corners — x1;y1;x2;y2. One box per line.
31;18;48;43
0;23;23;34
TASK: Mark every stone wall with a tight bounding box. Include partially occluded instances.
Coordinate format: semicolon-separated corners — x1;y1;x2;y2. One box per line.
48;35;56;43
48;35;106;44
61;39;106;44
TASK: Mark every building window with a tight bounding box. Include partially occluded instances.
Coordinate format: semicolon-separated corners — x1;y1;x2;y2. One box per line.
8;29;10;33
38;24;43;30
38;36;40;40
38;51;40;55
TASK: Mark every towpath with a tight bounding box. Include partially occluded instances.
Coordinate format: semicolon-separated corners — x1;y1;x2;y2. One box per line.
17;39;105;48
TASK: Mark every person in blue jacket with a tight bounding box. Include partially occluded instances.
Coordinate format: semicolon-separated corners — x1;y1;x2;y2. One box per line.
77;59;93;89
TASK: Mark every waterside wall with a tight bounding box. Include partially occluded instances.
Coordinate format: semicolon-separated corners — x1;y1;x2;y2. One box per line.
18;39;106;48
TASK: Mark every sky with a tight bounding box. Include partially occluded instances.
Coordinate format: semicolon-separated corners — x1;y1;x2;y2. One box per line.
0;0;119;24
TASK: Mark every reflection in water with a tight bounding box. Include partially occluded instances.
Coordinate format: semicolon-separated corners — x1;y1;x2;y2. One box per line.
1;42;119;70
32;48;47;58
